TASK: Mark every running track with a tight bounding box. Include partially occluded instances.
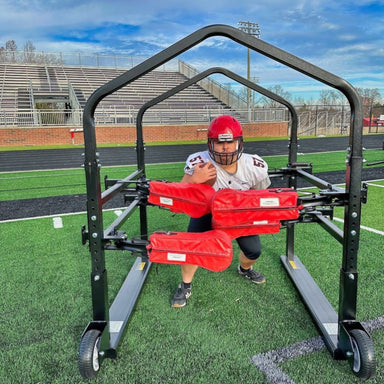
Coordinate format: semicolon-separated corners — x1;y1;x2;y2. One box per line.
1;135;383;172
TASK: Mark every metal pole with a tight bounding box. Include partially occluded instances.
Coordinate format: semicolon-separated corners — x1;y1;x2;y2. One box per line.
369;103;372;133
237;21;261;120
247;48;251;110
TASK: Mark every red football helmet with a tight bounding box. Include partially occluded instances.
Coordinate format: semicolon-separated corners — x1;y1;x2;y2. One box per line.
207;115;243;165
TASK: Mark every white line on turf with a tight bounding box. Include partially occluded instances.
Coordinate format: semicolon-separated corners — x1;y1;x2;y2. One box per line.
252;316;384;383
0;206;127;224
0;210;87;223
333;217;384;236
365;182;384;188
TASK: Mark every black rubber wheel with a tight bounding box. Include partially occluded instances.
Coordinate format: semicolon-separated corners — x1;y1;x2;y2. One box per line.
349;329;376;380
78;329;101;379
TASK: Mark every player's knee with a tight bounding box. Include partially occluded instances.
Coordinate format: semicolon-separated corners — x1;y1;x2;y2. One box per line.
237;235;261;260
243;248;261;260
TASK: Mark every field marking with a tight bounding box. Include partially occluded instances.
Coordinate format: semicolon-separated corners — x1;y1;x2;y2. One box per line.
52;216;63;228
252;316;384;384
0;206;128;224
366;182;384;188
0;161;181;175
333;217;384;236
0;210;87;224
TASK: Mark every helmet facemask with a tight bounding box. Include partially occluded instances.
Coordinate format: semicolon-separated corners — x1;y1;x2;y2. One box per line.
208;136;243;165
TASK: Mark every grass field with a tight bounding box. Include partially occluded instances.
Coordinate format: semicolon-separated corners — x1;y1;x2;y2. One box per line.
1;157;384;383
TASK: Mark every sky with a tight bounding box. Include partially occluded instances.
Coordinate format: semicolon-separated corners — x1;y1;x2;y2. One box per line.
1;0;383;101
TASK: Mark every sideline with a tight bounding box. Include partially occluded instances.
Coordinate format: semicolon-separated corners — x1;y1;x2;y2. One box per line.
0;210;86;223
366;182;384;188
0;207;126;224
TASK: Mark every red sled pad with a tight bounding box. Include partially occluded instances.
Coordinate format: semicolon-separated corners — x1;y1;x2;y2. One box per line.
212;218;281;239
211;188;299;227
148;181;215;218
147;230;233;272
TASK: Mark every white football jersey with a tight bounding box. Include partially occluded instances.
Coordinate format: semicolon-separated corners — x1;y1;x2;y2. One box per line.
184;150;271;191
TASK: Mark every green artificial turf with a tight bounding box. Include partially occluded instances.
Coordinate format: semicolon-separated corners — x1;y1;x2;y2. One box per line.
1;182;383;383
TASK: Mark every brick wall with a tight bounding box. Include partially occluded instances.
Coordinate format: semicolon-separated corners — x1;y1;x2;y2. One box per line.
0;121;289;147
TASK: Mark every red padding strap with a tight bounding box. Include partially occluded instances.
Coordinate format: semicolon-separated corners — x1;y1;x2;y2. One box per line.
212;218;281;239
148;181;215;218
147;230;233;272
211;188;299;226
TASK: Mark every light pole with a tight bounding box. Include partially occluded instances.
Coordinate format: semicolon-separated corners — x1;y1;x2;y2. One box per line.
237;21;261;115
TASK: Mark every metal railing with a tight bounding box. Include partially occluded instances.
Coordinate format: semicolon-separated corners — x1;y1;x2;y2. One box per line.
5;107;384;136
5;105;381;136
0;106;287;127
0;50;179;70
179;60;247;110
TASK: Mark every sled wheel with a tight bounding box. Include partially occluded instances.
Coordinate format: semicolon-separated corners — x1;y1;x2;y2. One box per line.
349;329;376;380
79;329;101;379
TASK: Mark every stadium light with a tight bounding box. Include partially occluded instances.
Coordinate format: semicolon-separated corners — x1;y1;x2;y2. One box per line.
237;21;261;112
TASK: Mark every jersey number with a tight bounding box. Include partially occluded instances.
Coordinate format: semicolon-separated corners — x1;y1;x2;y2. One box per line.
253;158;265;168
189;155;204;165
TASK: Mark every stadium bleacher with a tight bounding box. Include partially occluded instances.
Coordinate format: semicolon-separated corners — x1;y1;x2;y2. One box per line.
0;63;231;125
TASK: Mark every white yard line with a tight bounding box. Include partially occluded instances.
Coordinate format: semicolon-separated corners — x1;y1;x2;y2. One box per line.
252;316;384;383
365;182;384;188
333;217;384;236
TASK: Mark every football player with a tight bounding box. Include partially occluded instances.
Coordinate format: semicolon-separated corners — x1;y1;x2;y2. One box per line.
171;115;271;307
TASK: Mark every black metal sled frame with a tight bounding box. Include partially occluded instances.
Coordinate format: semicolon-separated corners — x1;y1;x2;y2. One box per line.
79;24;375;380
79;64;297;378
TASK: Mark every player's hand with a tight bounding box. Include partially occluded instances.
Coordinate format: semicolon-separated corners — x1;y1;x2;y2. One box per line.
192;162;217;185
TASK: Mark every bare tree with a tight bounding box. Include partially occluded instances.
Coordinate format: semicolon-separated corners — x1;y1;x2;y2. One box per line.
355;87;382;117
22;40;36;63
318;90;331;105
318;89;346;106
5;40;17;62
260;85;292;107
5;40;17;50
0;39;64;65
0;46;5;62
